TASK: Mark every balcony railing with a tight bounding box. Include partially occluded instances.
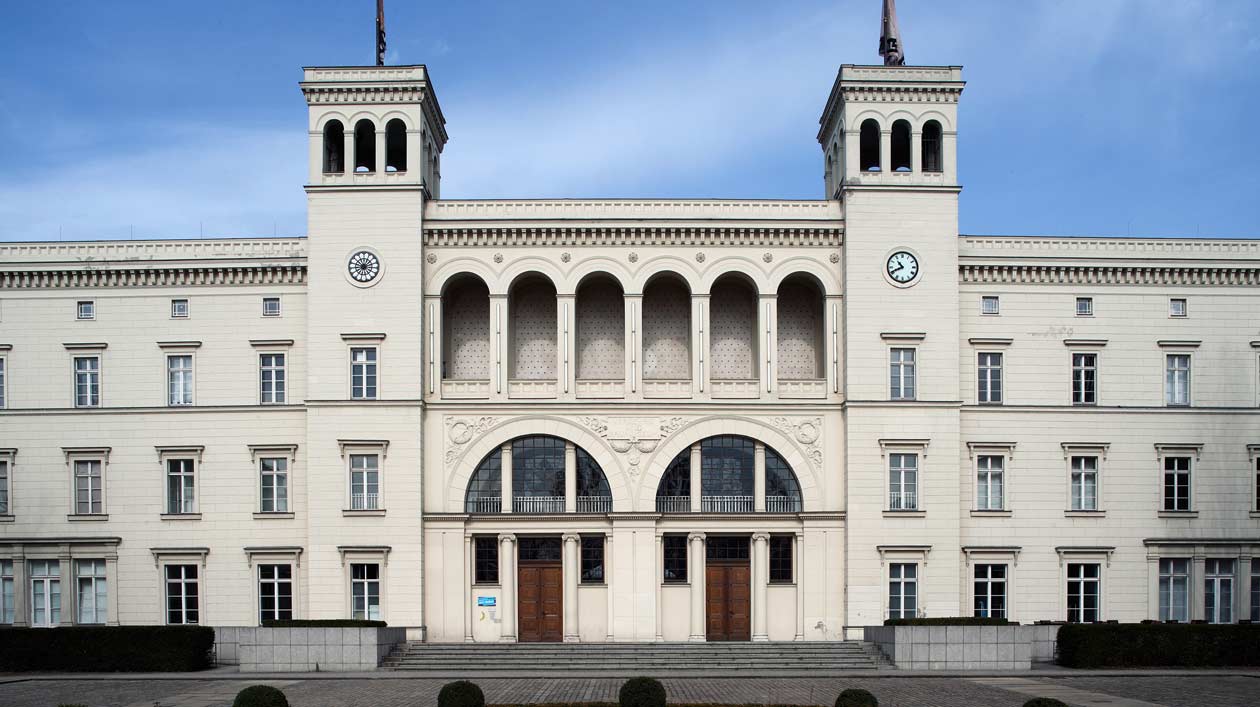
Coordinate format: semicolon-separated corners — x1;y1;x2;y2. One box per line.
513;496;565;514
656;496;690;513
350;493;379;510
465;496;501;514
766;495;802;513
576;496;613;513
701;495;754;513
888;492;918;511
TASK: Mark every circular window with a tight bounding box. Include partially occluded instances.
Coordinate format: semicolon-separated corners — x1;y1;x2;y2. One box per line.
347;250;382;285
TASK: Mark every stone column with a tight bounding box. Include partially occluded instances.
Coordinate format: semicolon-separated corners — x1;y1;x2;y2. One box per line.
754;442;767;513
500;443;513;514
490;294;508;397
625;294;641;398
563;534;580;642
654;534;664;641
1237;554;1252;624
342;130;354;175
425;295;441;395
911;130;923;174
752;533;770;641
689;444;703;513
1191;554;1207;622
374;130;386;175
12;552;28;627
693;294;709;395
59;552;74;626
498;534;517;641
557;293;576;396
464;535;475;641
794;532;805;640
688;532;706;642
879;129;892;176
564;442;577;513
825;296;842;396
759;294;776;395
605;532;615;641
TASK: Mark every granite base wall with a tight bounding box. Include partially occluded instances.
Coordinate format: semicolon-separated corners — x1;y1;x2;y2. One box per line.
214;626;407;672
864;624;1061;670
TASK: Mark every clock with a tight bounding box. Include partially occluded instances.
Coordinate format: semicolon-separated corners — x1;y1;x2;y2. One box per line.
347;250;381;283
886;250;919;285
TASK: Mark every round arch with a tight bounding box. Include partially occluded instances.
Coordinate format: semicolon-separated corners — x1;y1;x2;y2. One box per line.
629;255;701;295
767;259;839;297
697;257;771;295
315;110;351;132
427;258;498;298
501;259;566;296
569;258;633;295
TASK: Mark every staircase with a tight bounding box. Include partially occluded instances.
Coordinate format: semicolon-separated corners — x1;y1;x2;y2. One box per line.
383;641;884;676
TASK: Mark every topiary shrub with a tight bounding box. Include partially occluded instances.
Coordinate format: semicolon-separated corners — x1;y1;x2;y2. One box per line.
0;625;214;672
619;677;666;707
835;688;878;707
1022;699;1069;707
232;685;289;707
438;680;486;707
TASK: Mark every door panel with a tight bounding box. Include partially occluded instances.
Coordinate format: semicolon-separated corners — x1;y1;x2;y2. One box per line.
706;562;751;641
518;562;563;642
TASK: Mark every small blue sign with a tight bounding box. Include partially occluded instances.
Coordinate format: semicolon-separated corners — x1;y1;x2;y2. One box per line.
477;596;496;607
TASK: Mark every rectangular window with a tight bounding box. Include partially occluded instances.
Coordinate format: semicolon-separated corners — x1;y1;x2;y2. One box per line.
262;297;281;317
1169;298;1187;317
976;455;1005;510
1066;562;1101;623
1165;354;1191;406
258;564;293;623
75;559;107;625
349;454;380;510
259;353;287;404
165;564;199;624
76;301;95;320
351;563;381;621
166;459;196;514
167;355;194;406
889;348;916;400
170;299;189;318
1075;297;1093;316
977;352;1003;404
581;536;605;584
30;560;61;627
74;356;100;408
1072;353;1097;405
1162;456;1191;512
474;537;499;584
74;459;103;515
1;560;14;624
888;453;918;511
1158;558;1190;622
260;457;289;513
980;296;1000;315
1205;558;1234;624
351;347;378;400
0;460;9;515
663;535;688;583
973;564;1007;619
769;536;794;583
888;563;917;620
1251;558;1259;622
1070;456;1098;511
0;356;6;409
1255;457;1259;513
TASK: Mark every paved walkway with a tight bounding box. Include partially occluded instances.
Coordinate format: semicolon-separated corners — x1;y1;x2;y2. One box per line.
1;674;1257;707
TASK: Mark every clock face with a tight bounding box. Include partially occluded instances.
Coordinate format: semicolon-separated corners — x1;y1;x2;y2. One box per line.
347;250;381;283
886;251;919;284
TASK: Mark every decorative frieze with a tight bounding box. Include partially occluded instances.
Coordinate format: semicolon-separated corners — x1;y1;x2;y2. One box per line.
770;416;823;469
580;416;686;477
0;265;306;290
444;416;498;469
959;263;1260;287
423;227;843;248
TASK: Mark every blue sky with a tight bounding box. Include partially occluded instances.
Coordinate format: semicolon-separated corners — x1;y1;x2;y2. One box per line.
1;0;1258;241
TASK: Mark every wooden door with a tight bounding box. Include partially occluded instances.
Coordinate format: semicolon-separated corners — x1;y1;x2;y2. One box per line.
706;562;751;641
518;563;563;642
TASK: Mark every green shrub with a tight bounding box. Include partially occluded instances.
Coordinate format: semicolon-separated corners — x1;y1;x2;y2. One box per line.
439;680;486;707
260;618;386;627
835;688;878;707
618;677;666;707
58;704;89;707
232;685;289;707
1022;699;1068;707
1057;623;1260;668
0;625;214;672
883;617;1010;626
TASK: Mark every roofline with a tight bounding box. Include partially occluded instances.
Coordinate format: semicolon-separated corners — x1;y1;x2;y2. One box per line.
960;233;1260;244
0;235;307;247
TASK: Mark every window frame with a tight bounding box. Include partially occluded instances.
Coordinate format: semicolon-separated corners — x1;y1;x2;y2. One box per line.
170;299;190;319
1161;455;1193;513
1155;445;1200;516
975;454;1006;512
1164;353;1192;407
768;535;794;584
160;560;202;625
474;536;499;585
1;559;14;624
157;446;203;518
1071;351;1099;406
348;453;381;511
980;295;1000;316
0;354;7;409
1075;297;1093;317
0;455;10;517
72;458;105;516
1065;561;1103;623
1062;443;1107;514
662;535;688;584
580;535;605;585
888;347;917;401
1250;558;1259;622
1249;445;1260;514
350;346;379;400
28;559;62;627
1169;297;1188;318
973;563;1008;619
165;353;195;407
887;562;918;620
75;559;108;625
350;562;382;621
72;354;101;408
1158;557;1190;622
259;352;288;405
262;296;282;317
76;300;95;320
256;563;294;624
887;452;919;511
1204;558;1235;625
976;351;1003;405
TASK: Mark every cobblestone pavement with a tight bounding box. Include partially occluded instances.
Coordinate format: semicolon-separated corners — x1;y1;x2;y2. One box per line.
1;675;1257;707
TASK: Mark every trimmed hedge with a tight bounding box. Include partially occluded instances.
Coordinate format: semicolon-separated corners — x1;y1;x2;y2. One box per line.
440;680;486;707
835;688;878;707
1057;623;1260;668
233;685;289;707
619;677;667;707
0;625;214;672
1022;700;1068;707
260;619;386;627
883;617;1010;626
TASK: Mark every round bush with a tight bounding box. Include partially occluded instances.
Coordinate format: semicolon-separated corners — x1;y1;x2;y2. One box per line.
438;680;486;707
835;688;878;707
619;676;667;707
232;685;289;707
1022;700;1069;707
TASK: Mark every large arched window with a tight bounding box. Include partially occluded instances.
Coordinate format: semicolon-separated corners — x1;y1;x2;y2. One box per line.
442;274;490;383
860;119;881;172
512;436;564;512
655;450;691;512
385;118;407;173
465;449;502;513
656;435;804;514
576;448;612;513
322;120;345;174
765;448;803;512
465;435;611;514
891;120;912;172
922;120;943;173
354;119;376;173
701;436;755;512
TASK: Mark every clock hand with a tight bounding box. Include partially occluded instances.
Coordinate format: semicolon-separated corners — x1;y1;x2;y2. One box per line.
891;263;904;273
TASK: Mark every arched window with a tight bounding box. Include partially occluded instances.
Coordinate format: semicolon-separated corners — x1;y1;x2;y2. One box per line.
512;436;565;513
354;119;376;173
642;274;691;382
655;450;691;513
442;274;490;382
765;448;803;512
922;120;943;173
860;119;881;172
576;448;612;513
322;120;345;173
465;449;502;513
385;119;407;173
777;274;825;381
701;436;754;512
509;274;558;382
576;274;625;382
891;120;912;172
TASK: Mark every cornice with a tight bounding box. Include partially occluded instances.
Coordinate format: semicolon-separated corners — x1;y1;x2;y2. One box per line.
0;264;307;290
424;226;842;248
959;263;1260;287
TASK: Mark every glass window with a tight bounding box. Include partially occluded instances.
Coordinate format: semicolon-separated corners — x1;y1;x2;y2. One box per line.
1066;562;1101;623
576;448;611;504
1071;456;1098;511
1162;456;1191;512
888;563;917;620
74;459;103;515
262;297;281;317
581;536;604;584
977;352;1002;404
0;460;7;515
1072;353;1097;405
0;356;7;409
74;356;100;408
973;564;1007;619
165;564;199;624
29;559;61;627
1;560;14;624
350;347;378;400
512;436;565;500
655;450;690;513
260;457;288;513
1250;558;1259;622
1165;354;1191;406
518;537;562;562
474;537;498;584
258;564;293;623
166;459;196;514
705;536;750;562
769;536;793;583
1205;558;1234;624
167;355;193;406
663;535;687;583
765;448;803;513
700;436;754;512
349;454;380;510
1169;298;1187;317
1075;297;1093;316
260;353;286;404
76;301;95;320
1254;457;1259;513
76;559;107;624
976;455;1004;511
1158;558;1190;622
465;450;502;514
888;453;918;511
980;296;999;315
171;299;189;318
890;348;916;400
351;563;381;621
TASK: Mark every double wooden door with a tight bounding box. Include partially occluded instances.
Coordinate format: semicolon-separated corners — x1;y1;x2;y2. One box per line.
518;562;563;642
705;562;751;641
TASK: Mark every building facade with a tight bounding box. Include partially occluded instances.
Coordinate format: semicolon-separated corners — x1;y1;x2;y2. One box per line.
1;60;1258;643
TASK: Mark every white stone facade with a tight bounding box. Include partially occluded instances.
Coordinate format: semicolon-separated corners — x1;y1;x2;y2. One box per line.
1;62;1257;644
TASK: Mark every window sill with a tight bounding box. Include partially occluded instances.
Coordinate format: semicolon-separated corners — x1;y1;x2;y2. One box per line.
159;513;202;521
1158;511;1199;519
1250;511;1260;519
0;514;13;523
342;509;386;517
579;582;607;588
253;512;295;520
1064;510;1105;517
883;510;926;518
970;510;1012;517
662;582;690;587
67;514;108;522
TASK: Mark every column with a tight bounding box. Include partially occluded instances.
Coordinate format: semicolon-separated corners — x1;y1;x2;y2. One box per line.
794;532;805;640
605;532;615;641
1191;554;1207;622
490;294;508;397
425;295;441;395
563;534;580;642
498;534;517;641
12;553;28;627
1237;554;1252;625
625;294;641;397
759;294;776;395
688;532;706;642
342;130;354;175
825;296;842;396
689;444;703;513
464;536;475;641
752;533;770;642
879;130;892;176
911;130;923;174
654;534;664;641
1145;554;1160;622
59;552;74;626
500;443;513;514
374;129;386;175
564;442;577;513
558;293;575;395
693;294;709;394
754;442;767;513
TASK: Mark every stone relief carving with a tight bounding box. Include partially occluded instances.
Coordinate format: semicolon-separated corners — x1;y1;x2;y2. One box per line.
444;416;498;468
771;416;824;469
426;253;437;264
581;416;685;477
